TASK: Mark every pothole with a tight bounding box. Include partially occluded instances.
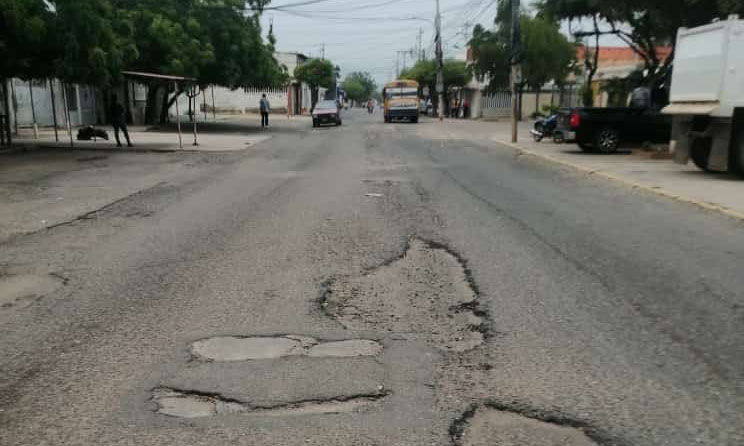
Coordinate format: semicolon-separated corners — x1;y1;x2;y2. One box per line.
0;273;64;309
152;387;389;418
190;335;383;361
451;405;609;446
324;239;487;352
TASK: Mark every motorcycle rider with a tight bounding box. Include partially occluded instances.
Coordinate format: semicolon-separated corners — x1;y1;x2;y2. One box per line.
367;98;374;113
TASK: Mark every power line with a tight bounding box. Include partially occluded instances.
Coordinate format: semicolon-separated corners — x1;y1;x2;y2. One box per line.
261;0;337;11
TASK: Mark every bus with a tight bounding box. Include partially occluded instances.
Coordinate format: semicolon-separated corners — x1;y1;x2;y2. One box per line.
382;79;420;123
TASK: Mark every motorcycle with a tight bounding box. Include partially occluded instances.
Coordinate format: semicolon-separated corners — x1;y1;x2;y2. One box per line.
530;114;565;143
367;104;374;114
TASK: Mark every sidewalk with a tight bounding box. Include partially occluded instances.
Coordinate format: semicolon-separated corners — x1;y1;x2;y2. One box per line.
417;118;744;220
8;124;274;154
0;115;305;243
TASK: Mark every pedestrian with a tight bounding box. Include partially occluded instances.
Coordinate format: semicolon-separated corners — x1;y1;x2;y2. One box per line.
259;93;270;129
462;98;470;119
109;94;132;147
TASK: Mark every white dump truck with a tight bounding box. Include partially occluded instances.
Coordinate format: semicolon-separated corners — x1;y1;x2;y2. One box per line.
664;16;744;174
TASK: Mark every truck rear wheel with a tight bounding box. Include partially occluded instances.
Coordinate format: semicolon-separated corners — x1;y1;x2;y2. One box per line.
691;137;712;171
731;130;744;175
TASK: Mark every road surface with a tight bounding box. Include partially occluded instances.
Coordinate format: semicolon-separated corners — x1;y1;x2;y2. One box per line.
1;110;742;446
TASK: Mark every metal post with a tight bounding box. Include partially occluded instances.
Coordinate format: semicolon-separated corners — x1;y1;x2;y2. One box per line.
9;78;18;135
49;79;59;142
435;0;444;121
203;88;208;121
2;79;12;145
192;86;198;146
511;0;521;143
29;81;39;139
174;81;182;149
211;86;216;121
62;83;74;148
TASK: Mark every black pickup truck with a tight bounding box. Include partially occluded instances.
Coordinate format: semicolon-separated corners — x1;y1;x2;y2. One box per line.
569;88;672;153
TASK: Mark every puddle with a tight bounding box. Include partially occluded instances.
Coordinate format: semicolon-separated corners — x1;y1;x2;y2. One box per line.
325;239;486;351
191;336;383;361
152;387;387;418
0;274;64;309
456;407;599;446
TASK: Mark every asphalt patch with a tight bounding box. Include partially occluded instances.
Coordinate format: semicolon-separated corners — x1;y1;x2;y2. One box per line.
190;335;383;361
152;387;389;419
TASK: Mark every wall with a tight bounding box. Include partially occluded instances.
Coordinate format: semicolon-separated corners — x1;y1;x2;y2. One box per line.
479;87;580;120
8;79;97;129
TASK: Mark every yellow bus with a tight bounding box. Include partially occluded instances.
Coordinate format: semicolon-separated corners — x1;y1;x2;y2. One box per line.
383;79;420;123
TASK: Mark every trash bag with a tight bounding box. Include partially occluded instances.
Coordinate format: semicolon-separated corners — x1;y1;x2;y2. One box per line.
76;126;109;141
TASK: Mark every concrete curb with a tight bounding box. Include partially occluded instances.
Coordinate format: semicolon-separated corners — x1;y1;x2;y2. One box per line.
493;138;744;222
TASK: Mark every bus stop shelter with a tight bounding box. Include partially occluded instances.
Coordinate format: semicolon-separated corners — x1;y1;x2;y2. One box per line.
122;71;198;149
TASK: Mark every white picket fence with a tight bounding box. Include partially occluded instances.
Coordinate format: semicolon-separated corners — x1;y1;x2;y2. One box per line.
480;87;580;120
481;91;512;119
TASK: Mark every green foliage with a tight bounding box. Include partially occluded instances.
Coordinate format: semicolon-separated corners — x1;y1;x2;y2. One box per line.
521;16;575;90
469;14;575;92
342;72;377;103
294;58;335;89
399;59;471;95
537;0;744;91
1;0;284;89
0;0;55;79
51;0;138;86
294;58;335;107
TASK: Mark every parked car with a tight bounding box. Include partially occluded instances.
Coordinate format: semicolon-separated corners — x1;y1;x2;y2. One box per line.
569;88;671;153
312;100;342;127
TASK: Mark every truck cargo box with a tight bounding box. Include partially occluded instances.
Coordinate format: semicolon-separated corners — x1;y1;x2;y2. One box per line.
665;18;744;117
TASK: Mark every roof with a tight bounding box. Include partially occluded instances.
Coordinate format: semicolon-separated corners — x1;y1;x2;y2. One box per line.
122;71;196;81
576;46;673;67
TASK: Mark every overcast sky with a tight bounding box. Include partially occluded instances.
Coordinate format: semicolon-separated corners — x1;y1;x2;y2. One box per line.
260;0;622;87
261;0;507;87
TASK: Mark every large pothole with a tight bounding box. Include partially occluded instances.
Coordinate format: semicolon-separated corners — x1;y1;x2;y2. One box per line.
190;335;383;361
324;239;486;351
152;387;389;418
452;406;603;446
0;273;64;309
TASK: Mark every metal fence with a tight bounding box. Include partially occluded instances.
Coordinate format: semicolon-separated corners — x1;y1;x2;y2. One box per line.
480;86;581;120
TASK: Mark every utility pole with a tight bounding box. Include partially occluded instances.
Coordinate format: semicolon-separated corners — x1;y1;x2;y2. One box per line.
397;50;410;77
435;0;444;121
418;28;423;61
510;0;521;142
321;43;325;60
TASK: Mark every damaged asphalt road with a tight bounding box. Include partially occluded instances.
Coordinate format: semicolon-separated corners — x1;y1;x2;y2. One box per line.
0;111;743;446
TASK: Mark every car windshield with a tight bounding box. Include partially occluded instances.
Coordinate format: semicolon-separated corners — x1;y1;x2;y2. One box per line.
386;87;418;99
316;101;337;109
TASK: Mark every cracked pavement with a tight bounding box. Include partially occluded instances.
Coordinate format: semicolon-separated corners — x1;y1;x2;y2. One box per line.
0;111;743;445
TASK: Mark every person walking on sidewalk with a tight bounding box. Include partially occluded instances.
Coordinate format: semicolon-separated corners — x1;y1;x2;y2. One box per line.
110;95;132;147
259;94;270;129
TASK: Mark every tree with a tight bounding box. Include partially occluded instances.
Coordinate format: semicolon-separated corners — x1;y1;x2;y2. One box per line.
0;0;285;129
112;0;284;123
538;0;744;104
400;60;471;95
50;0;137;87
294;58;334;109
468;13;575;101
0;0;55;80
342;72;376;104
